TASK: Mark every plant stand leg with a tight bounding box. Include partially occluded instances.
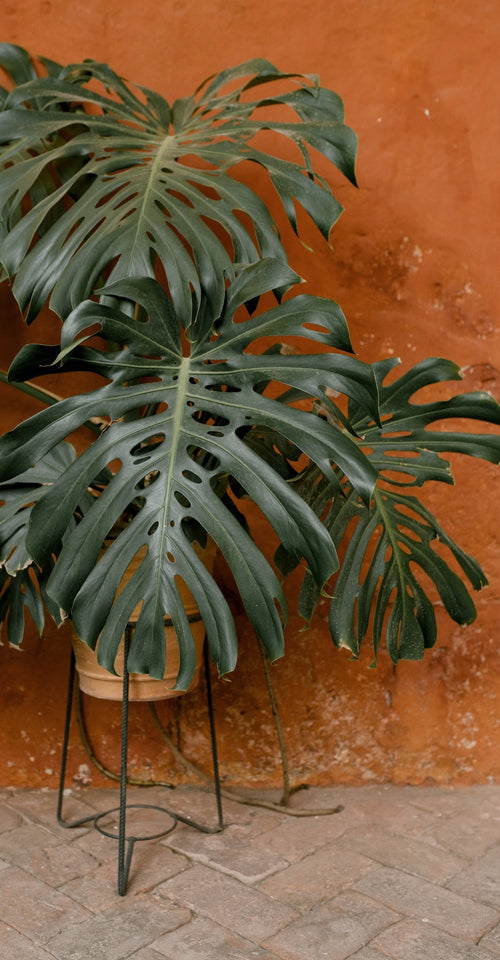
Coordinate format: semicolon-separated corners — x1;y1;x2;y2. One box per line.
204;639;223;829
117;624;131;895
57;629;224;896
57;648;101;830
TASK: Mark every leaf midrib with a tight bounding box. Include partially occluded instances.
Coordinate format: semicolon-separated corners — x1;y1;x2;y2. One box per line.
153;355;190;617
122;133;178;275
372;487;409;601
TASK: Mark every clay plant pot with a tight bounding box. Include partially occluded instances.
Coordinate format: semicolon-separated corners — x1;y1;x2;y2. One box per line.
72;542;216;702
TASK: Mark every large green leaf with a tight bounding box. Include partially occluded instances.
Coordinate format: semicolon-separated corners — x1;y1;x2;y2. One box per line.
0;43;39;103
0;442;78;645
328;487;487;663
350;357;500;482
0;568;44;648
0;268;377;683
0;51;357;321
276;357;500;662
0;45;87;262
0;441;77;575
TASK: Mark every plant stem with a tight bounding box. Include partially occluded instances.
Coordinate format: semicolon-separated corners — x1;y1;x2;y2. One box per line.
148;700;343;817
75;681;174;789
0;369;62;406
0;370;103;434
257;638;291;805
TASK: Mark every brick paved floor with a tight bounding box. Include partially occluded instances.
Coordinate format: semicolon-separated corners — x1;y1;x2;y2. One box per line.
0;783;499;959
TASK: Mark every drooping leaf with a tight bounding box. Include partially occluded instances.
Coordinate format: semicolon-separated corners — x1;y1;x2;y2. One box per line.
350;357;500;485
0;43;39;96
328;488;487;663
0;440;77;575
0;45;85;270
0;568;43;647
275;357;500;662
0;442;80;643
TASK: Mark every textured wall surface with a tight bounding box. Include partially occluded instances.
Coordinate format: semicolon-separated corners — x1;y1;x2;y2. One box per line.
0;0;498;789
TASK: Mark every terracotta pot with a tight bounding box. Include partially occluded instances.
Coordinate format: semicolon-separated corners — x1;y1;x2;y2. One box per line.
72;541;215;701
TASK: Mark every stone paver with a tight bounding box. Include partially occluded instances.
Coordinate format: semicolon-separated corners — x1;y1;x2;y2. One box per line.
157;862;298;941
426;809;500;860
222;807;290;839
0;922;58;959
0;801;24;832
403;784;500;818
259;843;374;908
152;916;282;958
123;951;166;960
373;918;498;959
0;866;90;943
1;784;499;959
262;890;399;960
347;950;388;959
479;921;500;954
354;865;499;940
337;823;469;884
0;819;58;856
251;807;353;863
45;896;190;960
125;950;169;960
2;788;96;839
341;789;441;837
446;844;500;909
164;822;288;882
118;784;257;828
0;821;98;887
60;841;189;911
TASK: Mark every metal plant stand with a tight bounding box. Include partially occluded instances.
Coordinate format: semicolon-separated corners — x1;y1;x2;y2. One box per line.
57;625;224;895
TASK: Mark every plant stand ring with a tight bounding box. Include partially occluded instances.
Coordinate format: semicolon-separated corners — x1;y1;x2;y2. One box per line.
93;803;178;895
93;803;178;842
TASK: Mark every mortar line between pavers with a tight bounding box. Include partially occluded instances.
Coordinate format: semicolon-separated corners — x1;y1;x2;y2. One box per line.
255;867;392;917
175;854;290;885
160;869;302;945
374;914;500;953
416;828;490;862
408;810;500;864
335;830;474;887
349;915;413;960
1;797;95;845
120;915;194;960
476;914;500;944
352;880;500;944
2;922;61;960
1;800;47;828
164;827;293;871
147;916;287;960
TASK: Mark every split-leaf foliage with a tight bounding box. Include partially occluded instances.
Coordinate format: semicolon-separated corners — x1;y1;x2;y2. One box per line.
0;44;498;685
275;357;500;663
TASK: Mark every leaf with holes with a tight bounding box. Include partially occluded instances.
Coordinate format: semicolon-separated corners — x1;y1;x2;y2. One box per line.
349;357;500;484
274;357;500;661
329;488;488;663
0;267;378;683
0;50;357;321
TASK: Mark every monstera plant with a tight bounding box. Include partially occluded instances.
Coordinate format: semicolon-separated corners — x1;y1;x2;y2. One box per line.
0;43;498;693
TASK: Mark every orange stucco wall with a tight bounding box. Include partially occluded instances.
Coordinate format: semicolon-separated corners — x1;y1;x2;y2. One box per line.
1;0;498;790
